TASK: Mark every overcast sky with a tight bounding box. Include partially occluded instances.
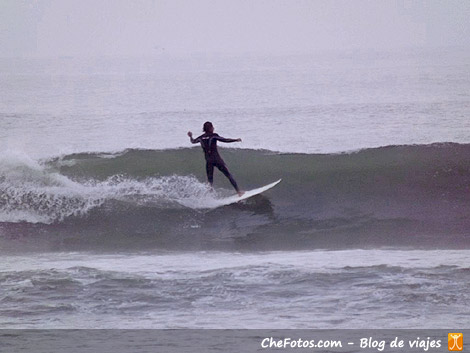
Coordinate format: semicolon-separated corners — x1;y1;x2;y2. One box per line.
1;0;469;57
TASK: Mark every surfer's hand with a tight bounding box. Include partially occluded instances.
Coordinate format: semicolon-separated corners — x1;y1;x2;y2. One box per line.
187;131;193;137
237;138;242;142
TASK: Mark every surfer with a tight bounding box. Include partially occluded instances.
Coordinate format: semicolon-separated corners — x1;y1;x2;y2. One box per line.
188;122;244;197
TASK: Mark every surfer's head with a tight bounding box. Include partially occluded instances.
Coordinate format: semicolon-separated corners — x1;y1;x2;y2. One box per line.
203;121;214;133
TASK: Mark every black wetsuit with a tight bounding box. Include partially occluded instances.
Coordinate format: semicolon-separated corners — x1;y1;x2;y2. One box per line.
191;133;240;192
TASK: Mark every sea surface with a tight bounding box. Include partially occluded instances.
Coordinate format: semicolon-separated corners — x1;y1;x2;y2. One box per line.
1;48;469;328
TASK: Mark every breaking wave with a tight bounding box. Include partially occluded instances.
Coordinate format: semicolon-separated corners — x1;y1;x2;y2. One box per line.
1;143;469;251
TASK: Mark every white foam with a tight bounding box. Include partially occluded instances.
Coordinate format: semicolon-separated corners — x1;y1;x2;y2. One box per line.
0;152;222;223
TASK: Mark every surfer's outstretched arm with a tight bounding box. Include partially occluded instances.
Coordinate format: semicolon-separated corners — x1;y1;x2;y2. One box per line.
214;135;242;143
187;131;201;144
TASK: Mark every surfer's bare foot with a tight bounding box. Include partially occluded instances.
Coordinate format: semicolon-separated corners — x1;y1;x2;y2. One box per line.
237;191;245;197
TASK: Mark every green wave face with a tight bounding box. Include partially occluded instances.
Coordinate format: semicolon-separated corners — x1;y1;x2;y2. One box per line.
1;143;469;252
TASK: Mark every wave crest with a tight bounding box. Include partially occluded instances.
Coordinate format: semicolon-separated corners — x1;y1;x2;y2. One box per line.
0;152;218;223
1;144;469;251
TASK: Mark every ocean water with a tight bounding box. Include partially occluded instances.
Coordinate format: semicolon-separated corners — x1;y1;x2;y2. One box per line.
2;250;469;329
1;48;470;329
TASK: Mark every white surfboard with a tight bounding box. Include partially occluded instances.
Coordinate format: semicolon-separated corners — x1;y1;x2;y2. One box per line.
210;179;282;208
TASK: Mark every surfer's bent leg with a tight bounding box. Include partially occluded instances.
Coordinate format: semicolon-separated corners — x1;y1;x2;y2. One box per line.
206;162;214;185
216;163;240;192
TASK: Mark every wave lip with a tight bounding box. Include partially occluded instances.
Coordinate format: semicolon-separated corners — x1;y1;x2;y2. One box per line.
0;152;101;223
0;154;217;223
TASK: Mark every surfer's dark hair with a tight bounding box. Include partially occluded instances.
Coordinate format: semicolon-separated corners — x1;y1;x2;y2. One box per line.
203;121;213;133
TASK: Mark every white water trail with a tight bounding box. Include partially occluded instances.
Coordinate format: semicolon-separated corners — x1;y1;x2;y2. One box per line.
0;151;219;223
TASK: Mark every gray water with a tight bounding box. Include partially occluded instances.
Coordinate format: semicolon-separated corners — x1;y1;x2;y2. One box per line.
2;250;470;329
1;48;470;329
1;48;469;157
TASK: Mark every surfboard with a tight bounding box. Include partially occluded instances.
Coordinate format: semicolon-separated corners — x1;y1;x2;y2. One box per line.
211;179;281;208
